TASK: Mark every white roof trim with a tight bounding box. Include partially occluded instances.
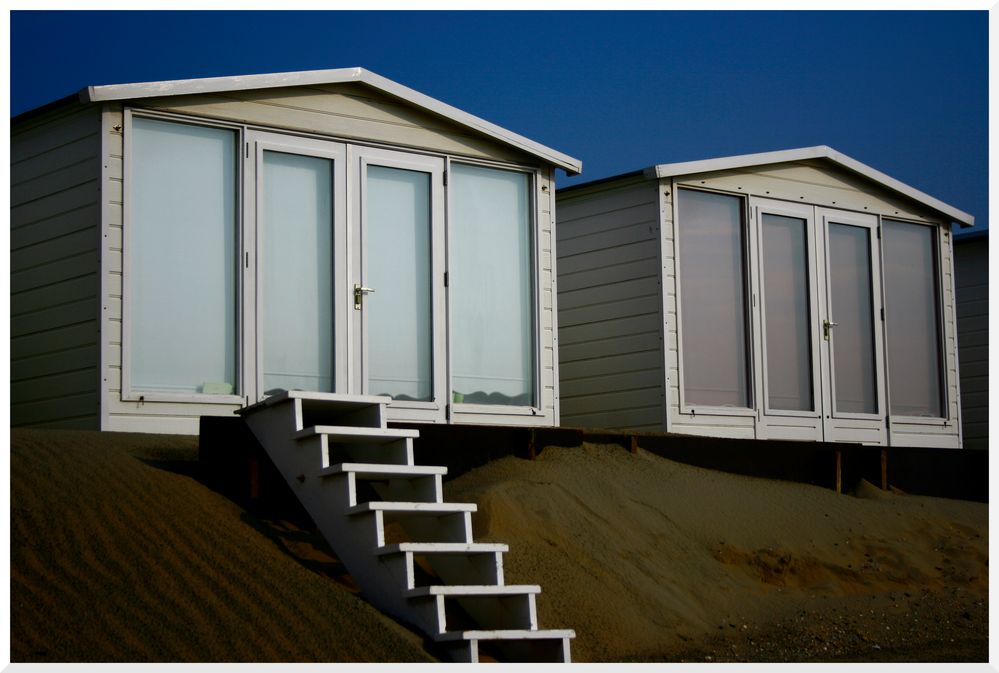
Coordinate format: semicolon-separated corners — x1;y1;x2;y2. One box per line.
81;67;582;175
645;145;973;227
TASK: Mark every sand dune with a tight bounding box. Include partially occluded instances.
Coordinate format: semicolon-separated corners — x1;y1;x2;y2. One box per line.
445;443;988;662
10;430;988;663
11;429;432;662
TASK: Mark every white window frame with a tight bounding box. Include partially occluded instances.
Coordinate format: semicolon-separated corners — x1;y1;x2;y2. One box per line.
446;157;544;420
249;130;349;403
352;145;447;422
752;198;824;420
879;215;950;426
672;183;757;417
816;206;888;425
120;108;246;405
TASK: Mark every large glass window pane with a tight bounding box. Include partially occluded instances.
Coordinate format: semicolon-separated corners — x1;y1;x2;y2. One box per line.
129;117;237;395
262;151;334;394
828;223;877;414
762;214;813;411
450;164;534;406
677;189;750;407
366;165;432;401
883;220;943;417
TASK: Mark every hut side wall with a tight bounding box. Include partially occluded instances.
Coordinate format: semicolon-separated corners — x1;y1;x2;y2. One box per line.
11;105;102;429
556;179;666;431
954;234;988;450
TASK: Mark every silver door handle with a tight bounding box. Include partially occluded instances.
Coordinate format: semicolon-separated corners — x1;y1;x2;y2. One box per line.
354;283;375;310
823;319;839;340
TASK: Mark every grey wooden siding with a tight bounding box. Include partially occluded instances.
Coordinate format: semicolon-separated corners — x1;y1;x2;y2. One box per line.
556;179;666;431
954;233;988;450
11;105;102;428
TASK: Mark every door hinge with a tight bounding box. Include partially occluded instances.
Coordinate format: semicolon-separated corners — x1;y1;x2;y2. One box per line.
443;169;448;186
246;143;249;159
880;307;885;321
444;271;449;287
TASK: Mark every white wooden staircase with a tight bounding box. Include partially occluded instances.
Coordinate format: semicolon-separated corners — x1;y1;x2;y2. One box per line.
237;390;575;663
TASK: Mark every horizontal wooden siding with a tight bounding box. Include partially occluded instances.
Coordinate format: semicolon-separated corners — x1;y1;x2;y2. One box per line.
11;105;101;428
556;180;665;431
953;234;987;450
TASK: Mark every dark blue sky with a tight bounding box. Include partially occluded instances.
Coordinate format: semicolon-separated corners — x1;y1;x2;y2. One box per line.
10;10;988;230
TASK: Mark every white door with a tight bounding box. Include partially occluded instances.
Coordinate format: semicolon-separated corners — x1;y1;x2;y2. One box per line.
752;198;824;441
249;131;347;401
352;146;447;422
753;200;888;444
816;207;888;444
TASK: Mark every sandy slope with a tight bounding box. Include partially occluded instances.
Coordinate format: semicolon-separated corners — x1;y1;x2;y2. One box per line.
10;430;988;663
446;443;988;662
10;429;432;662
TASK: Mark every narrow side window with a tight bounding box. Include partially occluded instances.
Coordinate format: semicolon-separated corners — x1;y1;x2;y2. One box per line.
882;219;944;417
676;188;751;408
450;163;535;406
128;117;238;396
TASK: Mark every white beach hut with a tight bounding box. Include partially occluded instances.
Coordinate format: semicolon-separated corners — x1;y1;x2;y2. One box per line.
556;147;973;448
12;68;581;434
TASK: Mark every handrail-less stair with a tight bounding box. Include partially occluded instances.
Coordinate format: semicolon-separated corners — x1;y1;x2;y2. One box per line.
237;390;574;663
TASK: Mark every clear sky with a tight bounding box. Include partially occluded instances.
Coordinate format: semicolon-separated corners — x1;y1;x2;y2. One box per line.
10;10;988;230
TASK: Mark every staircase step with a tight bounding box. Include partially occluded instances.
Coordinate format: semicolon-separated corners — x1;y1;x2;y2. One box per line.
435;628;576;642
347;501;476;516
318;463;446;480
406;585;540;598
376;542;508;556
438;628;574;663
295;425;419;442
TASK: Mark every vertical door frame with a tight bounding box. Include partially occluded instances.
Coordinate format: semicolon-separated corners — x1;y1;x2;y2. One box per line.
352;145;447;422
247;129;348;403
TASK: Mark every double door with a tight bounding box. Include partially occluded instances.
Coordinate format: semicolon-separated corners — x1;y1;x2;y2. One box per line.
248;131;446;421
752;198;887;443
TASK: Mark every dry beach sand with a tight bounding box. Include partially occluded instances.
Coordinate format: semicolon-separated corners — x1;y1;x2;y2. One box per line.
10;429;988;662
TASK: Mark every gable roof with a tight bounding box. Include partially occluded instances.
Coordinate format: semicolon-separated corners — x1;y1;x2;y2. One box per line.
643;145;973;227
78;67;581;175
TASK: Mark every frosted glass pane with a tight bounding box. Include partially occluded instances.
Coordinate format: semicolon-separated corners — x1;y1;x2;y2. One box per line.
366;165;432;401
828;223;877;414
129;117;236;395
883;220;943;417
762;214;813;411
450;164;534;406
262;151;334;394
677;189;750;407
